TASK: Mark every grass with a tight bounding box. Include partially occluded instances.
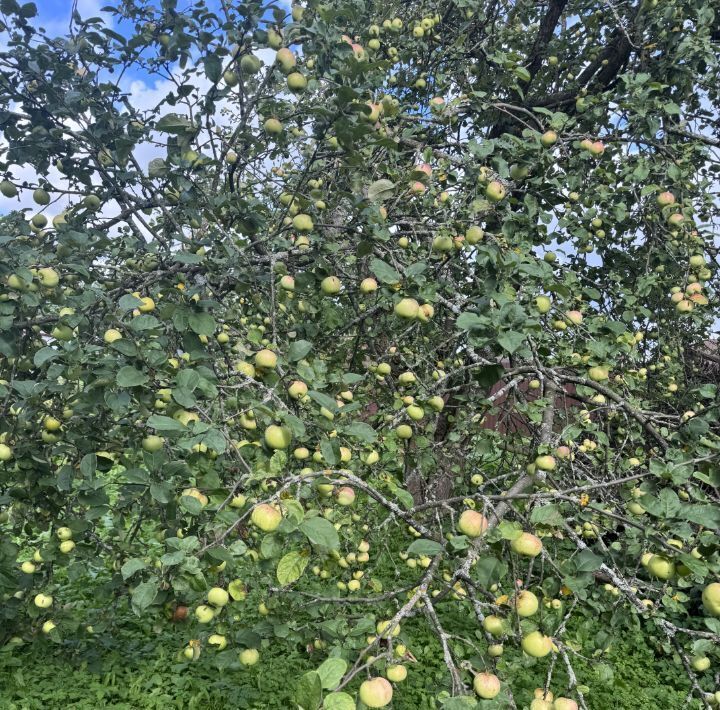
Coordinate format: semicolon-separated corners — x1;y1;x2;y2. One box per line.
0;590;701;709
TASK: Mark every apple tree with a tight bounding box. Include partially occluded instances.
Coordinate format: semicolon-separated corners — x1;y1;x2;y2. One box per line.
0;0;719;707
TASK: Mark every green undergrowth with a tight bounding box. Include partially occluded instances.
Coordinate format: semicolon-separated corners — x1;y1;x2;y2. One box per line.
0;597;700;709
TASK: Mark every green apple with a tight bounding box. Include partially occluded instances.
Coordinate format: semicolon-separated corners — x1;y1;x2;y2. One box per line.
473;672;500;699
360;277;378;294
588;366;609;382
385;664;407;682
59;540;75;554
286;72;307;92
37;267;59;288
228;579;247;601
288;380;308;399
321;276;341;295
208;587;229;607
264;118;283;135
56;527;72;541
540;130;558;147
194;605;215;623
0;180;17;197
239;648;260;666
255;349;278;369
458;510;488;537
657;191;675;207
223;70;239;86
181;487;208;507
359;677;393;708
42;620;57;634
465;225;484;244
535;296;552;313
426;396;444;412
251;503;282;531
485;180;506;202
34;593;53;609
142;435;164;453
701;582;720;616
33;188;50;205
275;48;295;72
229;494;246;508
292;213;313;232
0;444;13;461
522;630;553;657
432;235;454;252
565;310;583;325
554;699;579;710
240;54;262;74
394;298;419;319
336;487;356;505
646;554;675;580
534;455;556;471
264;425;291;449
406;405;424;420
21;561;36;574
208;634;227;650
103;329;123;344
511;532;543;557
482;615;506;637
691;655;710;672
514;590;539;617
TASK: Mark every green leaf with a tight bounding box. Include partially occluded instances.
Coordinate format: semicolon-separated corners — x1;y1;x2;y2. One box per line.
309;390;338;412
370;257;401;284
131;580;158;615
440;698;479;709
407;539;443;556
155;113;195;134
188;312;216;336
80;453;96;478
203;54;221;82
147;415;186;432
294;671;322;710
514;66;531;82
33;346;59;367
323;692;355;710
276;550;308;586
530;504;564;526
116;366;148;388
497;330;525;353
118;293;144;310
320;438;339;465
121;558;146;581
367;179;395;202
316;657;347;690
574;549;603;573
150;482;172;504
179;495;202;516
129;315;159;332
299;517;340;549
474;557;508;587
341;421;377;442
640;489;681;518
682;504;720;528
456;312;484;330
288;340;313;361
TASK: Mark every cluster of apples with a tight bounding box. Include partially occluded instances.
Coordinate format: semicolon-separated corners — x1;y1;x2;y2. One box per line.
528;689;579;710
670;268;710;315
314;539;372;592
578;137;606;156
185;582;258;664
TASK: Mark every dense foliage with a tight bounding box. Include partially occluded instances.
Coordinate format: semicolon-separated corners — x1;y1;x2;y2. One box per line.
0;0;719;707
